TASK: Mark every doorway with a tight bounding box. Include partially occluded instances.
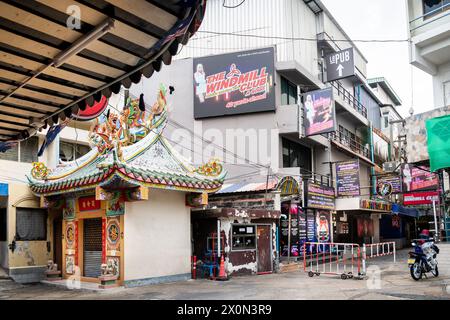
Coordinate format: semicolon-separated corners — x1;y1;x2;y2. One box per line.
53;218;62;270
83;218;103;278
256;225;272;274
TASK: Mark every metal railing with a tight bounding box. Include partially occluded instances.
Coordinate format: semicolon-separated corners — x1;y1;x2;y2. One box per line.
329;131;370;159
409;2;450;32
330;81;367;118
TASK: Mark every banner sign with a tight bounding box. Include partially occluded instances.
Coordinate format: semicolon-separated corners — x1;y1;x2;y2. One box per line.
376;174;402;195
316;210;330;242
401;164;439;192
306;181;335;210
360;199;392;212
193;47;275;119
403;191;439;206
303;87;336;136
336;160;360;197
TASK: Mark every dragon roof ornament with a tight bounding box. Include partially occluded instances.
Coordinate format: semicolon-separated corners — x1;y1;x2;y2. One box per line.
27;84;227;196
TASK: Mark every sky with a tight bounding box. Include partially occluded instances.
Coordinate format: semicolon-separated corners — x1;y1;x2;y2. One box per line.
322;0;434;117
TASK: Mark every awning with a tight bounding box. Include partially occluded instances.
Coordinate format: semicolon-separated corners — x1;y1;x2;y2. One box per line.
391;203;419;218
217;178;278;194
0;0;206;141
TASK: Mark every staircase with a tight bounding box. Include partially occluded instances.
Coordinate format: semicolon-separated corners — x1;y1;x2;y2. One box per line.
0;266;9;279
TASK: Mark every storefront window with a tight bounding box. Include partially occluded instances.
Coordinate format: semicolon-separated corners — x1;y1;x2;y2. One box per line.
231;224;256;250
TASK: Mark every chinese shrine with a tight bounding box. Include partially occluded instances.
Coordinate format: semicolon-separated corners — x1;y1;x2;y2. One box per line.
27;85;226;287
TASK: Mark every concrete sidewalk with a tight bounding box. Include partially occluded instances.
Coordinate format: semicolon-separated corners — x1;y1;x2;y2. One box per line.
0;248;449;300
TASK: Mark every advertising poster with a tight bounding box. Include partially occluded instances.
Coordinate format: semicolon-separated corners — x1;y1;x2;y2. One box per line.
307;210;316;242
357;218;374;238
401;164;439;192
193;47;275;119
336;160;360;197
316;210;330;242
303;87;335;136
376;174;402;194
306;181;335;210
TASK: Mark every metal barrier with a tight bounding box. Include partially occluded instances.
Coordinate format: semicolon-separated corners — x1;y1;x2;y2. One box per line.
303;242;397;279
361;242;396;275
302;242;362;280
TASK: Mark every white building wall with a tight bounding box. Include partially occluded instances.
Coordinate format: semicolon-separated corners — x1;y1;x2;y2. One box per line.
178;0;319;77
433;60;450;107
123;189;191;282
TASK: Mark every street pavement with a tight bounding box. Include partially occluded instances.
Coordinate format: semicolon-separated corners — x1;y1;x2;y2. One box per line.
0;249;449;300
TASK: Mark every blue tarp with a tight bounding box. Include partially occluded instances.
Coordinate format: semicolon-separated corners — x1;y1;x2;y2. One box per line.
391;203;419;218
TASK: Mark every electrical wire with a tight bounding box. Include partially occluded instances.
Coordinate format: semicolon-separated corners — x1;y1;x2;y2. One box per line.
195;30;411;43
222;0;246;9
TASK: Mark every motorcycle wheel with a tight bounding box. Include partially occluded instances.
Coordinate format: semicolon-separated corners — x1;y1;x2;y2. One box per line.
431;265;439;277
410;262;422;281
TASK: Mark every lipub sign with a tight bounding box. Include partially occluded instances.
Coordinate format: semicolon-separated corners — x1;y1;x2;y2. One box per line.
325;47;355;82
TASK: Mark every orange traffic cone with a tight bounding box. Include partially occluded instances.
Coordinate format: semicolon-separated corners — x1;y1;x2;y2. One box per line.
216;255;229;281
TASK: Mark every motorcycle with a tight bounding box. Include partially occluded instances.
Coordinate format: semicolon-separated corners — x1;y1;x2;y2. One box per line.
408;238;440;281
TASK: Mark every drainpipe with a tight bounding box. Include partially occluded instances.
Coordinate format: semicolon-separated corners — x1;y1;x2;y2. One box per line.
369;122;376;197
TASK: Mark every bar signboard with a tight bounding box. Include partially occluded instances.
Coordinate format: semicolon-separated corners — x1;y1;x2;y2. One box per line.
306;181;335;210
336;160;360;197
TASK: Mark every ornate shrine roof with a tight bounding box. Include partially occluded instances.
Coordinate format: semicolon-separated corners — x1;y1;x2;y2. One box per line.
28;85;226;197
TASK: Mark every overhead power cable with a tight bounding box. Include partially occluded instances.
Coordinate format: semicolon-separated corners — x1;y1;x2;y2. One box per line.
195;30;410;43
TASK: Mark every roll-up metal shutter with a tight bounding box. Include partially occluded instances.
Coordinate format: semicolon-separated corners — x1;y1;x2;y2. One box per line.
83;218;102;278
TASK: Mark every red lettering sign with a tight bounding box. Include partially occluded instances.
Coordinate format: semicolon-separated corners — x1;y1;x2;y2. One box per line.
78;196;101;211
403;191;439;206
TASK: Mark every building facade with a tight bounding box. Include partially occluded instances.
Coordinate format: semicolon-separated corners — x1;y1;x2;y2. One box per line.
407;0;450;109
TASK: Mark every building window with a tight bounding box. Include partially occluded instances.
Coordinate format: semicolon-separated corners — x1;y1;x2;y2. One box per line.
60;141;90;162
231;224;256;250
0;208;6;241
0;136;38;163
282;138;312;173
15;208;47;241
423;0;449;19
281;76;298;105
384;116;389;128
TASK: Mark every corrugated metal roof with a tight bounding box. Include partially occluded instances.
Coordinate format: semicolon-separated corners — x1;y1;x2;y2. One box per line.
217;178;278;194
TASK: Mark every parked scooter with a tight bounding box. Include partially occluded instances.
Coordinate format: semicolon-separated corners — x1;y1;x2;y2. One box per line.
408;230;440;281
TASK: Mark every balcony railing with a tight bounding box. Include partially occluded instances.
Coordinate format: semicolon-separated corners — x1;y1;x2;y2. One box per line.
409;2;450;32
330;131;370;160
330;81;368;118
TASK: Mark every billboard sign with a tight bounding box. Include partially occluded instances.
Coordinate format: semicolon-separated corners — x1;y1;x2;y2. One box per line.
336;160;360;197
325;47;355;82
306;181;335;210
376;174;402;195
401;164;439;192
403;191;440;206
193;47;275;119
303;87;336;136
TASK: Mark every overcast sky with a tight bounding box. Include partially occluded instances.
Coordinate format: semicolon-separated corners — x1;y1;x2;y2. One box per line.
322;0;434;117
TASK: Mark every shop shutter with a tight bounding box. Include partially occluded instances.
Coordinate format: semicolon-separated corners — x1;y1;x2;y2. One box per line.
83;218;102;278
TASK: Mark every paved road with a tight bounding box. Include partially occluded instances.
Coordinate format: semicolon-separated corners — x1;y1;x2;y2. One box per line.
0;250;449;300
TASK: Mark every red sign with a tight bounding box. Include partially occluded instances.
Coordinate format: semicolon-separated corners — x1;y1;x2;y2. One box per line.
78;196;101;211
403;191;439;206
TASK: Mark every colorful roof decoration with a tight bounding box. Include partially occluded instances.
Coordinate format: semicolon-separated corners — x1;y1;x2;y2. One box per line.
28;84;227;197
